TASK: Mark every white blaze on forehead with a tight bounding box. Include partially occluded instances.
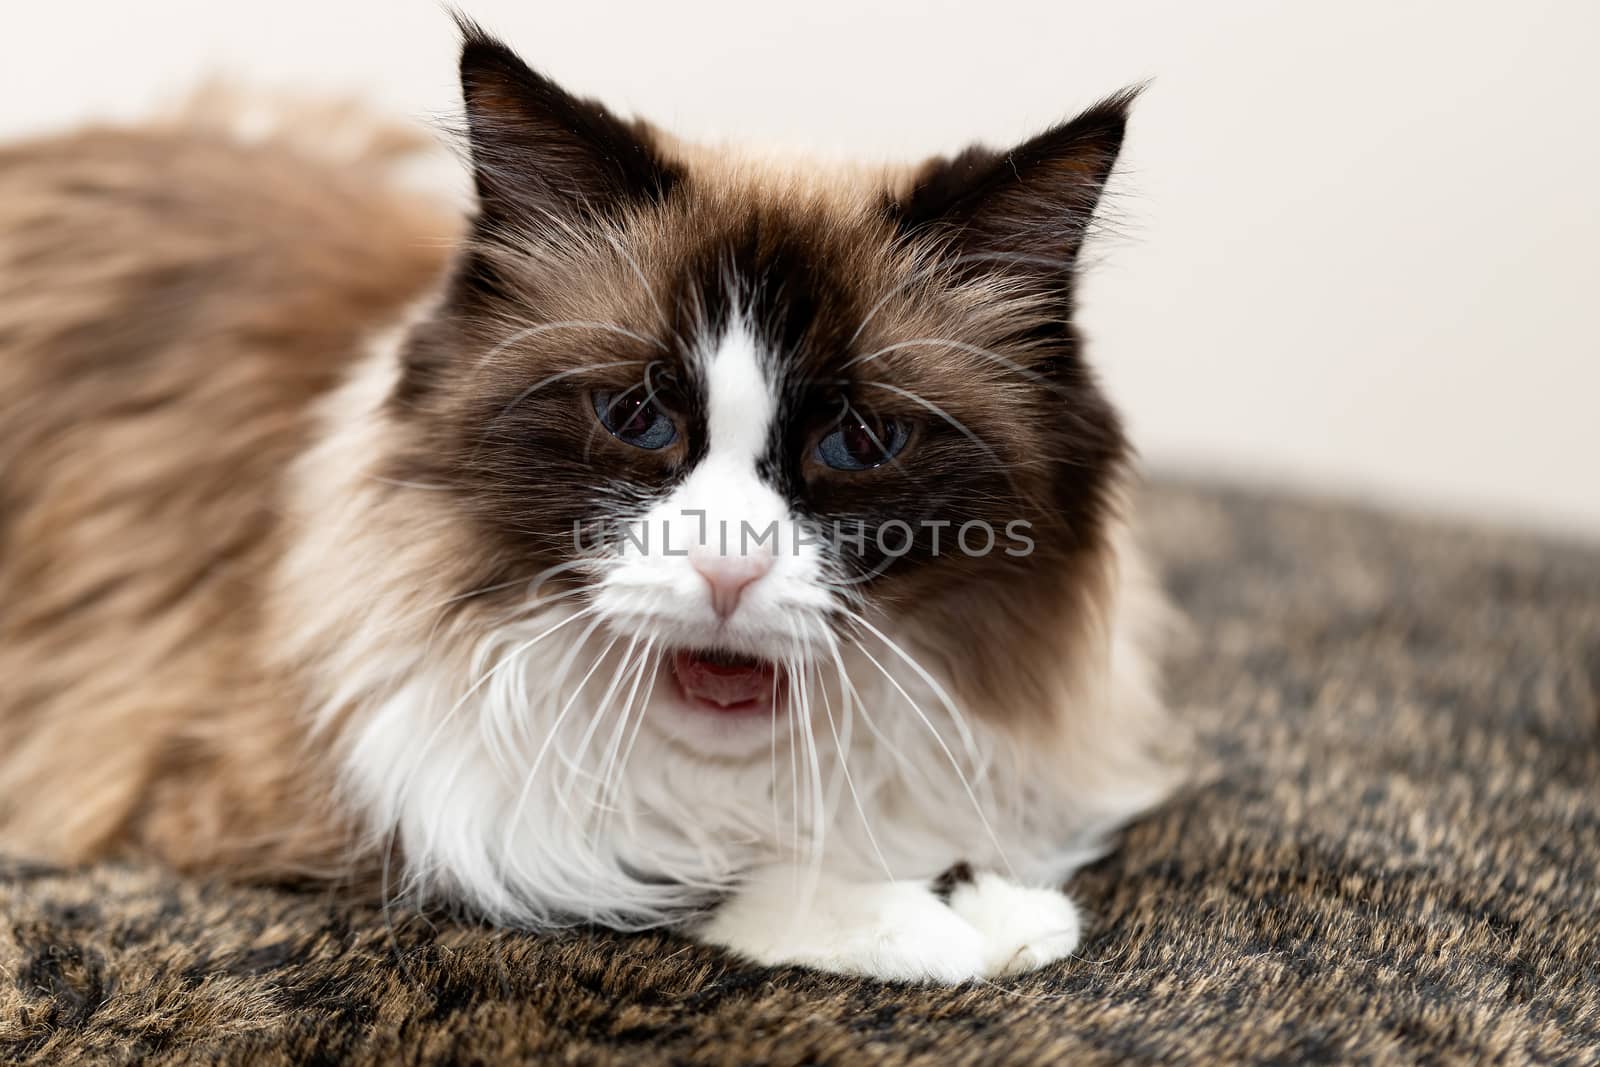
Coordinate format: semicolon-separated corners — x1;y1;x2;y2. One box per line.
702;318;775;467
592;309;833;649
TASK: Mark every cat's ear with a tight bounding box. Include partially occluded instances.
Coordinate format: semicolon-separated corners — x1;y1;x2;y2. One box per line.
889;90;1136;281
456;20;679;229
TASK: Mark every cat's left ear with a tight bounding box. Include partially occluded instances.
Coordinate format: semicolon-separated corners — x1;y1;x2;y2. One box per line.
888;89;1137;281
456;19;679;230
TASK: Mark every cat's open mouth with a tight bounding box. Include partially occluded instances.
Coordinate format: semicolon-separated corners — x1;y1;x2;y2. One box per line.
668;648;782;716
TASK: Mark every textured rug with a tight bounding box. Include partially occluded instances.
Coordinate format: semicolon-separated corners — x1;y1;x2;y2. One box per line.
3;484;1597;1065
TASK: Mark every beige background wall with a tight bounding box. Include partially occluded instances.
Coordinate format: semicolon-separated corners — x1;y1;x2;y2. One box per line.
3;1;1596;536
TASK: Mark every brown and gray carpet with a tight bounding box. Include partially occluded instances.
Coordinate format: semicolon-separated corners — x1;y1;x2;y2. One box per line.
3;484;1598;1065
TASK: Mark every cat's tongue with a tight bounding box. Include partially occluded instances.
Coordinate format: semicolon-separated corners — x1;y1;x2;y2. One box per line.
671;650;777;713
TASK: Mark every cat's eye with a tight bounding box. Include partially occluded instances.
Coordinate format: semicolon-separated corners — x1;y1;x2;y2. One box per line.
593;390;677;450
816;414;908;471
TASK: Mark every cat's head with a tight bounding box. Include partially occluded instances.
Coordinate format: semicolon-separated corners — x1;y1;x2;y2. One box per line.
328;25;1150;919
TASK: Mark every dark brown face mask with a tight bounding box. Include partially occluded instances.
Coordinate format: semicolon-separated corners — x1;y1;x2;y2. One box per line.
390;23;1132;641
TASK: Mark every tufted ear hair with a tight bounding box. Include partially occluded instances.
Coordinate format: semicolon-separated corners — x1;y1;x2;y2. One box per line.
455;17;679;232
888;89;1136;284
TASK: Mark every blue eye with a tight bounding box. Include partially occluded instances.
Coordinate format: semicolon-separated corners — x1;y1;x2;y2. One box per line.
593;390;677;450
816;415;908;471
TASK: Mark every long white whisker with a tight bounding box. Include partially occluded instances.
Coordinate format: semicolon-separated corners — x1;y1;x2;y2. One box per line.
576;639;656;880
791;617;827;895
594;644;662;819
857;380;1002;466
499;628;623;870
844;336;1055;393
600;649;664;838
549;634;641;820
574;635;656;805
839;608;984;768
389;604;600;826
769;651;783;858
785;643;801;865
488;360;647;428
819;630;894;880
471;320;664;378
828;642;939;796
365;584;592;670
488;612;609;776
367;603;607;926
841;627;1014;877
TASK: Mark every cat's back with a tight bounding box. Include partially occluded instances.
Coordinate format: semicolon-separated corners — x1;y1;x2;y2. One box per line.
0;115;457;471
0;113;456;864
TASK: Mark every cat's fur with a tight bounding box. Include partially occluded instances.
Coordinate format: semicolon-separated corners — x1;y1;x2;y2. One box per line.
0;23;1178;981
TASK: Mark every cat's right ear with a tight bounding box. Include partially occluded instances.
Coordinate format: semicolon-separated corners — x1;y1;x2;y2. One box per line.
455;18;679;231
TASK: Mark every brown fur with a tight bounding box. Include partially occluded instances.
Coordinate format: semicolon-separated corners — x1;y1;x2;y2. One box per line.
0;116;456;875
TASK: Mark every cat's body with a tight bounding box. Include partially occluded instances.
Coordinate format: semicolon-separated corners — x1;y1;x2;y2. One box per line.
0;26;1178;981
0;115;455;876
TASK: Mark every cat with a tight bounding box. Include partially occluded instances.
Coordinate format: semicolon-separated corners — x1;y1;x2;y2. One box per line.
0;20;1179;982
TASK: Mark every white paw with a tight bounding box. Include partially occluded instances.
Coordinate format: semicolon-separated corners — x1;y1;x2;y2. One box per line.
699;869;985;983
946;872;1083;977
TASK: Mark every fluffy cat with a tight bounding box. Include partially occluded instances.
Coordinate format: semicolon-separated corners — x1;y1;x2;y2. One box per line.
0;23;1178;982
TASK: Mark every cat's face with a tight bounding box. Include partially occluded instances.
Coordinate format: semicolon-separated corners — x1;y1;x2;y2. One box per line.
386;29;1129;757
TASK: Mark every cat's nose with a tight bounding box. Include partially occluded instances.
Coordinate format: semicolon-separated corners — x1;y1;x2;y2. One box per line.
689;548;774;620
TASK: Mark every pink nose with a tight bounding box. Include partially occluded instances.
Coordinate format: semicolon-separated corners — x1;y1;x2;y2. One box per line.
690;548;774;620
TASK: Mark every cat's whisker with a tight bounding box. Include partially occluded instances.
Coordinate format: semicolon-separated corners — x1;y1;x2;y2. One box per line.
339;582;588;668
789;619;827;895
599;230;694;356
481;610;613;787
363;602;607;926
776;619;816;909
768;660;783;857
784;642;803;867
516;556;625;603
854;380;1004;468
843;335;1036;387
498;625;621;871
595;645;663;832
593;642;662;821
818;629;895;881
501;611;611;759
838;608;984;767
387;603;601;823
837;628;967;809
789;627;824;866
846;245;1043;349
470;320;662;380
547;633;641;822
566;634;655;819
842;608;1008;813
825;643;941;800
484;359;647;432
365;474;453;491
839;625;1016;878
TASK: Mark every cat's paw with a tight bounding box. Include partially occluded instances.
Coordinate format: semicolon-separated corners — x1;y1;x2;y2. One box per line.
699;869;986;983
944;870;1083;977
